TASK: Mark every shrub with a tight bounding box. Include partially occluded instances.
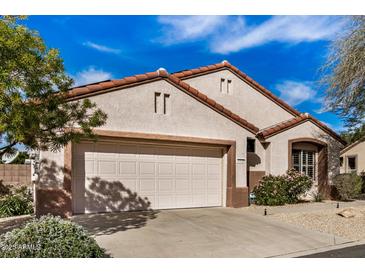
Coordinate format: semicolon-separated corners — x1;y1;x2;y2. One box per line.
0;186;33;217
253;169;313;206
0;215;107;258
311;190;323;202
0;181;12;196
333;173;362;200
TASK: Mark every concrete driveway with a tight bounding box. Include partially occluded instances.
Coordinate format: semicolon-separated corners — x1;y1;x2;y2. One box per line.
72;207;349;257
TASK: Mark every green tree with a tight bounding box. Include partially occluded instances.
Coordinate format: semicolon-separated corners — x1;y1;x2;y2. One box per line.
340;124;365;144
0;16;107;157
322;16;365;132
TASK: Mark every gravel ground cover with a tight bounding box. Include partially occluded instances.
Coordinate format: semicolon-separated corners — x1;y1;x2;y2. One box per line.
243;201;365;241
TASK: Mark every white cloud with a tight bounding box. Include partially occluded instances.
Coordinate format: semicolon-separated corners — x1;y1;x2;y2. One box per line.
83;41;121;54
275;80;318;106
157;16;348;54
72;67;113;87
157;16;228;45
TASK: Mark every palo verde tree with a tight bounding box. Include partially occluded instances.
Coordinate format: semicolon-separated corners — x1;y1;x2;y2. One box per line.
322;16;365;139
0;16;107;157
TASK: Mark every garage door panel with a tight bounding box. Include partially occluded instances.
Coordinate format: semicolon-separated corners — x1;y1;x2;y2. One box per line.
139;162;155;176
175;178;190;192
192;178;206;191
119;161;137;176
139;178;156;192
192;163;206;176
158;178;174;192
73;141;223;213
193;194;206;206
158;194;175;209
207;194;221;206
176;194;193;207
175;163;189;175
158;162;174;176
97;160;117;175
118;178;137;190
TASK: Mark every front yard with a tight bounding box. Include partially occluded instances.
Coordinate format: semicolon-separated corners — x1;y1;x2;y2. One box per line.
244;200;365;241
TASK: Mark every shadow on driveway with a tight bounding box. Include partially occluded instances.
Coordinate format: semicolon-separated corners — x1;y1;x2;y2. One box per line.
72;210;159;236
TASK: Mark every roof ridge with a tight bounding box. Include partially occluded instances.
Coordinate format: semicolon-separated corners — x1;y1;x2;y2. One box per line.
257;113;346;145
341;136;365;153
172;61;302;117
65;67;259;134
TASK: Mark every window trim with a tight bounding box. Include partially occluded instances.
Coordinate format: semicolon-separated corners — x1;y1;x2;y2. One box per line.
346;155;357;172
291;149;316;180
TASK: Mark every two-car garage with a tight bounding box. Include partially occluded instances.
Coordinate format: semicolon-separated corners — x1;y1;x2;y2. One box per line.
72;139;225;214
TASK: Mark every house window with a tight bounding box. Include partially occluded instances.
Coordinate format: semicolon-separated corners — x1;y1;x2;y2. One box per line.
227;79;232;94
247;138;255;153
340;157;344;167
220;78;225;93
155;92;170;115
163;94;170;114
347;156;357;172
154;92;161;114
292;149;315;180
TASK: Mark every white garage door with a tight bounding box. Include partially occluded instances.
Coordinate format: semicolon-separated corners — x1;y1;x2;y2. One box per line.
72;140;223;213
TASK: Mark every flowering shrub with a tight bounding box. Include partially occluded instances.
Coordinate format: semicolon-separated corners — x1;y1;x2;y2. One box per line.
253;169;313;206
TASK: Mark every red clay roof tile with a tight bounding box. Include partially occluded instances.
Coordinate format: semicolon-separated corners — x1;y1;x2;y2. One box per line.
257;114;345;145
65;69;259;134
172;61;302;117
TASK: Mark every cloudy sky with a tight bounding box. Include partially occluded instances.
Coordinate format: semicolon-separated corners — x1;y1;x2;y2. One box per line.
25;15;349;132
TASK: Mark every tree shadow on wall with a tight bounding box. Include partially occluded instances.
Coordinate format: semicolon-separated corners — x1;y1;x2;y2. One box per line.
72;177;159;236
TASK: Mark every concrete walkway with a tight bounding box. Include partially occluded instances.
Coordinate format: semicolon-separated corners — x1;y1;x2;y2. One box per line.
73;207;351;257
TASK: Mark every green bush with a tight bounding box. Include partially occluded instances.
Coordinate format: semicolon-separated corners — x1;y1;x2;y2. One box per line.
0;181;12;196
0;186;33;217
0;215;107;258
333;173;362;200
253;169;313;206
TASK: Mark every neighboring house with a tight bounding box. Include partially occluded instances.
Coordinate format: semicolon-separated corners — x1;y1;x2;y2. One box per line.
340;137;365;175
37;61;346;217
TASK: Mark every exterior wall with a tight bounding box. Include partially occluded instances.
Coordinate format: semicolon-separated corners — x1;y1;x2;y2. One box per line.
265;121;343;183
0;164;31;187
340;140;365;174
39;79;265;214
183;70;295;129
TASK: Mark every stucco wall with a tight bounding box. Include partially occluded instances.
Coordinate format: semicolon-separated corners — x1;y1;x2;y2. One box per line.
340;140;365;174
265;121;343;182
183;70;295;129
40;79;265;188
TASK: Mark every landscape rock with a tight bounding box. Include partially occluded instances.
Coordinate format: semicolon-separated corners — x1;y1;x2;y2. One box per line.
337;207;364;218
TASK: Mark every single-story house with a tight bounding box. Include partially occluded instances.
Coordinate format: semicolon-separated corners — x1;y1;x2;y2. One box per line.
340;137;365;175
37;61;346;217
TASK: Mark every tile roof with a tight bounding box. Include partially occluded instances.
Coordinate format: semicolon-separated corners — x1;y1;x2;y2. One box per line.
65;68;259;134
172;61;302;117
341;136;365;154
257;113;346;145
65;62;344;144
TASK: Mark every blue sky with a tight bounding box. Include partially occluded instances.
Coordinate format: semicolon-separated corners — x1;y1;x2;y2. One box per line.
24;15;349;132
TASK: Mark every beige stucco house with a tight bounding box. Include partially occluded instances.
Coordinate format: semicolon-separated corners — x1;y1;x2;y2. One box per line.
340;137;365;175
37;61;346;217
